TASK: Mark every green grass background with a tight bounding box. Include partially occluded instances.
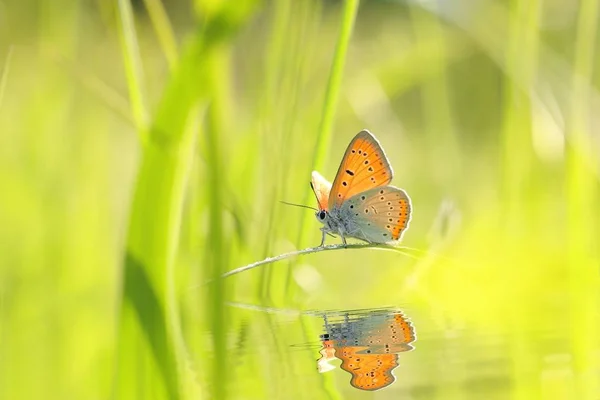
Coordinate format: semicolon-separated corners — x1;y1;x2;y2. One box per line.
0;0;599;399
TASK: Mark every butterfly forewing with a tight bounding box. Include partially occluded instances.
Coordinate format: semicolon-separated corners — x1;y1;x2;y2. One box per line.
329;130;393;210
311;171;332;211
341;186;411;242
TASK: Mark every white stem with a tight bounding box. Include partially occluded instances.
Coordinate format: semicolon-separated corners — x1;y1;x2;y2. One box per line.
221;243;418;278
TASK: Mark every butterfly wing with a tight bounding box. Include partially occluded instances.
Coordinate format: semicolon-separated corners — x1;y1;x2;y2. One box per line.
311;171;332;211
391;313;416;344
328;130;393;210
341;186;411;243
317;339;337;373
356;312;416;354
335;346;398;391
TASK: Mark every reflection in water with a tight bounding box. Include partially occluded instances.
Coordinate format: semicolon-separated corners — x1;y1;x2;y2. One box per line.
317;309;416;391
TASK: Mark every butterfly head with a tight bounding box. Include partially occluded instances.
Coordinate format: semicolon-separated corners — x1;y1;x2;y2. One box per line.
315;209;328;224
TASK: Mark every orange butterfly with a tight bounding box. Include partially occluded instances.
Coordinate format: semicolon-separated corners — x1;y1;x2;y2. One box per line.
317;311;416;391
311;130;411;246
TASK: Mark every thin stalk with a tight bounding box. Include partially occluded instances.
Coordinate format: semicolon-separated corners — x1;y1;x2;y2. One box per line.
503;1;541;400
225;243;417;279
312;0;360;169
116;0;148;137
205;47;230;400
143;0;178;70
567;0;599;398
49;52;133;124
0;46;13;110
115;15;242;398
260;0;321;303
286;0;360;290
257;0;294;300
409;5;459;187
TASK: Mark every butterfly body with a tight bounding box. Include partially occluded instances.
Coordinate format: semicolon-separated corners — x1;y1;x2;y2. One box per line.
311;130;411;246
317;205;359;245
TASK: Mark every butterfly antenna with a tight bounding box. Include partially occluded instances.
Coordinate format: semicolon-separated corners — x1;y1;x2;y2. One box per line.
279;201;318;212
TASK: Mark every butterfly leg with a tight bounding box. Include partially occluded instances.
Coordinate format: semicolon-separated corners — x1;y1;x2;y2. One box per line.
341;234;347;248
320;228;336;247
319;228;327;247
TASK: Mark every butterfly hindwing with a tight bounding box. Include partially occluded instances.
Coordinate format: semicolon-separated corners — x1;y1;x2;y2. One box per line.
355;312;416;353
329;130;393;210
392;313;416;344
340;186;411;242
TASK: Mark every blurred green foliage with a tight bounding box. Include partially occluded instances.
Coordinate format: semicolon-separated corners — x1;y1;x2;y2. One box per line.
0;0;599;399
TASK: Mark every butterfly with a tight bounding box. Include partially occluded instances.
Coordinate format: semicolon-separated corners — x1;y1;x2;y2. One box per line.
317;310;416;391
311;130;411;246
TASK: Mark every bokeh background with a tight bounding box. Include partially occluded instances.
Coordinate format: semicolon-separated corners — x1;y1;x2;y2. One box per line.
1;0;599;399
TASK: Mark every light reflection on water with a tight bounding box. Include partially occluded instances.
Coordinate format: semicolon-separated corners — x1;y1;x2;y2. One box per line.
224;302;579;398
226;303;418;393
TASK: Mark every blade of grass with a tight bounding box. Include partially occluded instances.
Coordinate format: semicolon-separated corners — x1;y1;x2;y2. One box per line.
143;0;178;70
285;0;360;293
311;0;361;167
48;51;133;124
116;0;148;137
224;243;418;279
0;46;13;110
501;0;538;217
115;11;247;399
257;0;296;300
503;1;542;399
205;46;230;400
567;1;599;398
409;5;460;187
259;0;322;302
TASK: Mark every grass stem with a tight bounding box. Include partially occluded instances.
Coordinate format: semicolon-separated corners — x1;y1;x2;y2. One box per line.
117;0;148;137
286;0;360;292
226;243;416;279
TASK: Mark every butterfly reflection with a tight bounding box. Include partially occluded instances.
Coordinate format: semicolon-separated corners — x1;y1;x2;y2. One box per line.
317;309;416;391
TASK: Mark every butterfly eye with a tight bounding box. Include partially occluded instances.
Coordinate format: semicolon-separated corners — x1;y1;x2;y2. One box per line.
318;211;326;220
